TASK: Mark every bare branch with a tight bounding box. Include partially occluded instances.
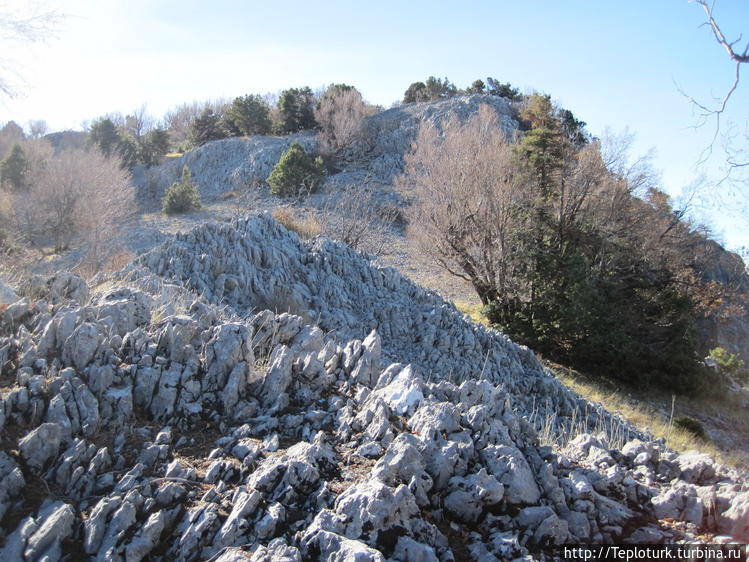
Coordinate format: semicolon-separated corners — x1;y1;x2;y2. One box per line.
686;0;749;170
696;0;749;63
0;2;65;97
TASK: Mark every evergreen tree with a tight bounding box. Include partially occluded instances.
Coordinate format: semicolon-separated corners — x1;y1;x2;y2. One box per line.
485;78;522;101
266;142;325;197
187;108;226;147
116;134;141;169
143;128;171;165
467;79;486;94
424;76;457;100
403;82;427;103
223;95;272;136
89;118;121;157
277;87;317;133
0;143;30;190
558;109;589;148
517;94;569;197
162;165;202;214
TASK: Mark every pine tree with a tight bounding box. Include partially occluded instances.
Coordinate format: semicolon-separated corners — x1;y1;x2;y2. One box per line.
403;82;428;103
277;88;316;133
187;108;226;147
89;118;121;157
266;142;325;197
143;128;170;166
162;166;202;214
224;95;272;136
0;143;30;191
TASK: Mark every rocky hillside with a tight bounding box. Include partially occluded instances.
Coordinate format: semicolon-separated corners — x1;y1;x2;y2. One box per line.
131;94;516;205
0;215;747;561
129;93;749;366
131;133;317;209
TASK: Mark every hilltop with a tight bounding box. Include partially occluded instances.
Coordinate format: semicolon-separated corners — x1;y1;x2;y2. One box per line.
1;92;749;559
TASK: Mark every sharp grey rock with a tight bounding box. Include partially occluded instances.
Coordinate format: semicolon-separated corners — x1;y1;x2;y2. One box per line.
248;538;301;561
19;422;63;472
132;132;317;204
0;280;18;305
719;491;749;540
482;445;541;506
1;501;75;562
259;344;293;411
0;208;745;560
0;451;25;521
444;469;504;523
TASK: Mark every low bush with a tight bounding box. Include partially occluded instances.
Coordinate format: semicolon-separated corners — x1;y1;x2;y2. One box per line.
266;142;325;197
162;166;202;214
673;416;707;440
708;347;748;383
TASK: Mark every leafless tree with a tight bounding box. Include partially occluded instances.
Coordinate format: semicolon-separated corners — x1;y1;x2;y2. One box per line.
0;1;64;96
315;87;376;156
163;98;230;148
125;104;155;141
398;104;529;304
321;183;399;256
12;144;135;270
26;119;48;139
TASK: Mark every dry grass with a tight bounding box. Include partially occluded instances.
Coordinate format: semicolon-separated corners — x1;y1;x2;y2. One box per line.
454;300;489;326
74;249;136;280
272;207;322;240
547;362;748;468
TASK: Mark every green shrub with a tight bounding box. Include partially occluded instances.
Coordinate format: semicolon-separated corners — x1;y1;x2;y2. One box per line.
266;142;325;197
162;166;202;214
708;347;748;383
673;416;707;440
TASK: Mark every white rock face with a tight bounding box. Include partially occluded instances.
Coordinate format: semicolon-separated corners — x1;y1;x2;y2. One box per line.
0;280;18;305
132;132;317;204
0;215;746;561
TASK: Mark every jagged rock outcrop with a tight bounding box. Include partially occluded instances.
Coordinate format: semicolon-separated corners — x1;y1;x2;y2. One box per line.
0;217;747;561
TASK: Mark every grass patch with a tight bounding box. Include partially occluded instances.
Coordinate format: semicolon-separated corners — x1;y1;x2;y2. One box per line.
272;207;322;240
454;300;489;326
547;361;748;468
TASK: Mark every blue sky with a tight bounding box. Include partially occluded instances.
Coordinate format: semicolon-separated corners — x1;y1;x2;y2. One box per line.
2;0;748;250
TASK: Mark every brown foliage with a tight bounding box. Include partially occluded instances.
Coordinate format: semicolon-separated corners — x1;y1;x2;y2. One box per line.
315;87;375;155
9;142;135;272
321;186;398;256
272;207;322;240
398;104;528;303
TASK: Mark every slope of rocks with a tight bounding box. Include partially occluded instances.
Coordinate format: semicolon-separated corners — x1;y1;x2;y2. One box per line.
131;133;317;207
349;93;517;183
1;216;747;561
130;94;517;209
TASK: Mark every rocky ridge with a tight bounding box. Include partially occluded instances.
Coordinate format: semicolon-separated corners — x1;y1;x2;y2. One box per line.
131;94;517;208
1;218;747;560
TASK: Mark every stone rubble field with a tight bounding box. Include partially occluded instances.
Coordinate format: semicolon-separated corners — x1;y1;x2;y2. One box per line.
0;214;747;561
